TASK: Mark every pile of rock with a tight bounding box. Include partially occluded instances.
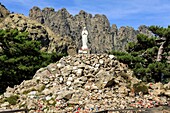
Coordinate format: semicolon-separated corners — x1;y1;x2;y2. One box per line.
0;54;169;113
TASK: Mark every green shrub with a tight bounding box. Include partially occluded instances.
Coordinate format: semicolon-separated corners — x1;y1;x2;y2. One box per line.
110;26;170;83
4;95;19;105
0;29;66;93
133;82;148;94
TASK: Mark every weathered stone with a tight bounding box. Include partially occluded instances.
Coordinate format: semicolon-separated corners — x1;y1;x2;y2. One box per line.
59;76;64;83
150;82;164;90
1;102;9;107
45;96;52;100
27;100;36;110
78;63;86;69
67;77;73;82
6;87;14;93
67;99;79;105
56;91;74;100
76;69;83;76
118;86;129;95
114;26;138;51
109;55;116;60
138;25;153;37
0;4;10;21
95;70;115;89
164;90;170;97
67;45;77;56
164;82;170;90
66;81;72;86
84;82;91;90
42;88;52;95
99;59;104;64
79;76;88;82
57;63;65;69
3;92;13;98
151;89;165;96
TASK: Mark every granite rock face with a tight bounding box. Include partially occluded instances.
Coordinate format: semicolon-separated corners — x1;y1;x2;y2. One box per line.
113;26;138;51
0;54;169;112
29;7;153;53
138;25;153;37
0;3;10;21
30;7;114;53
0;13;72;53
0;3;154;54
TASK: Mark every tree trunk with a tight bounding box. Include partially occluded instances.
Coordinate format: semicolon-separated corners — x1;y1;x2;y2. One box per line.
156;41;165;61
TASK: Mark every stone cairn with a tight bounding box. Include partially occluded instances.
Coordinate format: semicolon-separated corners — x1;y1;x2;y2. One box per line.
0;54;170;113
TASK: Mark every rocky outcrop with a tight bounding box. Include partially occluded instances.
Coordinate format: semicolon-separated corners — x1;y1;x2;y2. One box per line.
113;26;138;51
0;13;73;53
138;25;153;37
0;54;169;112
0;3;10;22
0;3;154;54
29;7;154;53
30;7;114;53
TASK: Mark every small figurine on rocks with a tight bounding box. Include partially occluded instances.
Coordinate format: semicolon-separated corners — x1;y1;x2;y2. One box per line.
81;27;88;50
78;27;90;54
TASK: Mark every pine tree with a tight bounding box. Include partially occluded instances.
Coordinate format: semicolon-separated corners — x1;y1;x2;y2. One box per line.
110;26;170;83
0;29;65;93
149;26;170;62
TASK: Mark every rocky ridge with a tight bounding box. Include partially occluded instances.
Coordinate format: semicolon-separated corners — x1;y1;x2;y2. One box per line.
0;13;72;53
29;7;113;53
0;54;169;113
0;4;154;54
29;7;153;53
0;3;10;22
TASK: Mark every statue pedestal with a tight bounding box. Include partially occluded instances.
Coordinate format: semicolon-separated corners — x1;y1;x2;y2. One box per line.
78;48;90;54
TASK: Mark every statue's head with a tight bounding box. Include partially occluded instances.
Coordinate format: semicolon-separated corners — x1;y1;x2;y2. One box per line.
83;27;86;30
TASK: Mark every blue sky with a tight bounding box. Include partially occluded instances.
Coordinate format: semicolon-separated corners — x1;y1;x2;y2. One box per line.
1;0;170;29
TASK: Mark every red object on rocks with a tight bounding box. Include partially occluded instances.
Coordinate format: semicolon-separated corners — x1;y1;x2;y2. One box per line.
149;83;153;87
39;105;42;108
78;107;81;110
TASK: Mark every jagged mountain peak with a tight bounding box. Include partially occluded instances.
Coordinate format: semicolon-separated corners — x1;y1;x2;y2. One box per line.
0;3;154;54
0;3;10;21
29;6;115;53
29;6;154;53
138;25;153;37
79;10;88;15
0;13;73;54
31;6;41;11
42;7;55;12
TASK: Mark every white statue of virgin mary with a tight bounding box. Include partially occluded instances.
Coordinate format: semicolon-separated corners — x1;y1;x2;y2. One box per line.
81;27;88;50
